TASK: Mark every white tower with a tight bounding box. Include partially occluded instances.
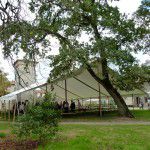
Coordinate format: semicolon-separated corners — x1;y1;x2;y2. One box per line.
14;60;37;102
14;60;37;90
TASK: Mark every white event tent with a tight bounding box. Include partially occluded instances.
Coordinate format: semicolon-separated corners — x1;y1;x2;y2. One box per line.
0;63;147;104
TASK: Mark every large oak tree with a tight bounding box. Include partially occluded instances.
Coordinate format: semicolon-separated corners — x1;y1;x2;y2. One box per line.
0;0;150;117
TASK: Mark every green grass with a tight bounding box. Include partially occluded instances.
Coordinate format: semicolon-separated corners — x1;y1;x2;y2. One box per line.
132;110;150;121
1;110;150;149
0;122;10;130
41;110;150;149
38;124;150;150
0;132;6;138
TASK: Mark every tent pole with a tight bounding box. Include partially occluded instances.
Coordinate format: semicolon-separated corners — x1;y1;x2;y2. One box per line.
107;96;110;111
17;100;20;116
46;83;48;93
16;94;20;116
4;101;6;120
55;83;81;98
90;97;91;110
1;101;3;119
132;94;134;110
8;100;10;122
98;83;102;117
65;80;67;101
0;100;1;119
13;100;17;122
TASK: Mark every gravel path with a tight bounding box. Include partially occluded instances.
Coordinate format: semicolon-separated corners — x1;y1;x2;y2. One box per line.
60;121;150;125
1;120;150;125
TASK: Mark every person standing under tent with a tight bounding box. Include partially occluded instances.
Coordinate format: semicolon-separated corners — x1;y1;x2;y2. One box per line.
141;101;144;110
63;101;69;113
54;101;60;110
19;102;25;114
70;100;76;112
139;100;144;110
59;101;63;110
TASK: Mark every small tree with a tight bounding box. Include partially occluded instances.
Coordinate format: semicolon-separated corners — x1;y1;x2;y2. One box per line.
13;93;61;143
0;70;11;97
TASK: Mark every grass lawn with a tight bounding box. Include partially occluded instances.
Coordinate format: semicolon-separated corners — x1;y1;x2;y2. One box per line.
1;110;150;150
38;124;150;150
0;122;10;130
132;110;150;121
38;110;150;150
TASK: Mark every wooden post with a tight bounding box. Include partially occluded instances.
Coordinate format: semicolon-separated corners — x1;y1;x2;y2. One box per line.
65;80;67;102
1;101;3;119
90;97;91;110
82;99;83;107
132;94;134;110
17;100;20;116
8;100;10;122
98;84;102;117
13;101;17;122
4;101;6;120
46;83;48;93
107;96;110;111
0;100;1;119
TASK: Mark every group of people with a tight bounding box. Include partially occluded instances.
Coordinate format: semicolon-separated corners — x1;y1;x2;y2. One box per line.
12;100;29;115
11;99;82;114
56;100;82;113
139;101;144;109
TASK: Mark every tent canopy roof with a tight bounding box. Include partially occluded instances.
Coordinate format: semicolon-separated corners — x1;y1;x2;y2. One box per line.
0;62;147;102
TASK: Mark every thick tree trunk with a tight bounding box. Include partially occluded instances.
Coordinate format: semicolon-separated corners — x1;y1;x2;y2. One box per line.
87;13;134;117
101;79;134;118
86;64;134;118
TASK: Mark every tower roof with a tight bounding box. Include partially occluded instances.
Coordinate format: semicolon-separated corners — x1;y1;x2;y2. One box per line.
14;59;38;67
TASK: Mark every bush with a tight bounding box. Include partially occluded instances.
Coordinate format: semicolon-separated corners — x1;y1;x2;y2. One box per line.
12;93;61;143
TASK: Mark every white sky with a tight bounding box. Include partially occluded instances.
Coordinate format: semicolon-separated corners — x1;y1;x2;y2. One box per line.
0;0;149;81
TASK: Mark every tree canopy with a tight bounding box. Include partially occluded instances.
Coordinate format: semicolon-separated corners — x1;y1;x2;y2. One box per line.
0;0;149;117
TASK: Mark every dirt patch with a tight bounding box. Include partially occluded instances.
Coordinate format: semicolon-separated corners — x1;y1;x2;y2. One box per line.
0;130;10;134
113;117;135;122
59;131;77;139
0;140;39;150
62;129;86;140
66;131;78;139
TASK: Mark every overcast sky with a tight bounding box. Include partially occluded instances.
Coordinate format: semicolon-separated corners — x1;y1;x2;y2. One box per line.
0;0;149;81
